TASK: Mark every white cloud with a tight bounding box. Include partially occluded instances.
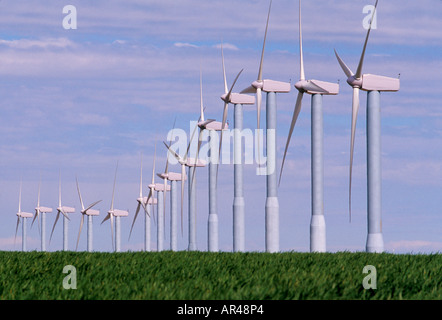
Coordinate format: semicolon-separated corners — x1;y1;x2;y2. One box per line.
0;37;75;49
174;42;199;48
212;43;239;51
386;240;442;253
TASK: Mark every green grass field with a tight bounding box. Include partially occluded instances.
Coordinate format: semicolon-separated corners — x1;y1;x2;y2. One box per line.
0;251;440;300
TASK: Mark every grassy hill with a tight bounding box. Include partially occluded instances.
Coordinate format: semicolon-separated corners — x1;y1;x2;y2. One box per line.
0;251;440;300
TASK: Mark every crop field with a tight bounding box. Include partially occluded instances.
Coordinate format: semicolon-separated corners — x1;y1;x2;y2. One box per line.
0;251;440;300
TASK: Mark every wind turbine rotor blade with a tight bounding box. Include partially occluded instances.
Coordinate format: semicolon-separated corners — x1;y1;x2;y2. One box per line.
110;162;118;212
299;0;305;81
31;210;39;228
240;85;257;94
58;170;62;207
151;142;157;185
101;212;111;224
85;200;102;213
185;120;200;161
200;69;205;122
76;177;85;211
165;118;177;175
334;49;354;78
139;152;143;198
279;90;304;185
163;141;182;163
221;43;228;94
18;180;22;213
76;214;84;251
15;216;20;244
128;203;141;240
258;0;272;81
349;87;360;222
355;0;378;79
49;212;61;244
226;69;244;102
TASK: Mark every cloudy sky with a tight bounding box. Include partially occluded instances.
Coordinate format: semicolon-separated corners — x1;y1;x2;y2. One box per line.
0;0;441;253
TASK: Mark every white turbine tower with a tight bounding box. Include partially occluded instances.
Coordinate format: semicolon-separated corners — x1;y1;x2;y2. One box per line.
334;0;399;252
219;45;255;252
158;123;186;251
75;177;102;252
49;171;75;251
15;180;34;251
240;0;291;253
32;179;53;252
102;162;129;252
279;0;339;252
129;152;157;252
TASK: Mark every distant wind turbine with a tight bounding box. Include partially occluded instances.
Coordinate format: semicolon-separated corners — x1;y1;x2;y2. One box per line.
129;152;157;252
75;177;102;252
102;162;129;252
49;171;75;251
15;180;33;251
32;179;53;252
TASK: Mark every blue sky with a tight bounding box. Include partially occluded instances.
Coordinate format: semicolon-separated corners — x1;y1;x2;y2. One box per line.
0;0;441;253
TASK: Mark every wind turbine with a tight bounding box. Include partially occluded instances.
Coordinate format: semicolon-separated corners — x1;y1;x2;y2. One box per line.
32;179;53;252
15;180;34;251
75;177;102;252
279;0;339;252
240;0;291;253
129;152;157;252
49;171;75;251
157;121;186;251
163;126;205;251
334;0;399;253
219;44;255;252
152;143;171;252
102;162;129;252
195;70;236;252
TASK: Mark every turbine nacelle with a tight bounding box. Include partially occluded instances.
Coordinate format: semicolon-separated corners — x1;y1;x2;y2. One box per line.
35;206;53;214
198;119;227;131
17;212;33;218
295;79;339;95
185;157;206;167
154;183;171;192
57;206;75;214
242;79;291;94
108;209;129;217
158;172;186;181
220;92;255;105
358;74;400;92
83;209;100;216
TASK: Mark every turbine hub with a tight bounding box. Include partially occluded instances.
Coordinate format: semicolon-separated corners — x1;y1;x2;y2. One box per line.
347;76;362;88
294;80;307;92
251;80;263;89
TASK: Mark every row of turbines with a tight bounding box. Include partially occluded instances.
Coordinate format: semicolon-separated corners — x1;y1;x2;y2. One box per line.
14;0;399;254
